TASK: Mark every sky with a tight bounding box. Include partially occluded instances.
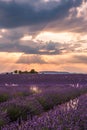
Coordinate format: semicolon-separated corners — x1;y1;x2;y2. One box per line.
0;0;87;73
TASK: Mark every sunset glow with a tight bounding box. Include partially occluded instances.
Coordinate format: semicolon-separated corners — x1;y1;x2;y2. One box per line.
35;32;80;42
0;0;87;73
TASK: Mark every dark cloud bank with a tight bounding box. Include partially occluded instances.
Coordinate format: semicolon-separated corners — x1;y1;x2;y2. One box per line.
0;0;83;28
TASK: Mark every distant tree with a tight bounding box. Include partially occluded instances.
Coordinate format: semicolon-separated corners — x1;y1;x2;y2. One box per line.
13;69;38;74
30;69;38;74
14;70;18;74
24;71;29;74
18;70;22;74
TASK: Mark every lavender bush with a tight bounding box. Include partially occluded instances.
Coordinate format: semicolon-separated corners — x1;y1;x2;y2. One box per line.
1;94;87;130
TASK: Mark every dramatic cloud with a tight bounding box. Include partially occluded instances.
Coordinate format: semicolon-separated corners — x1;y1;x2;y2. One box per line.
0;0;83;29
0;38;83;55
0;0;87;73
0;0;86;39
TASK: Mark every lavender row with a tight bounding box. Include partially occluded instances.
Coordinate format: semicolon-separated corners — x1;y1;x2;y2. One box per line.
0;86;87;128
0;84;87;104
0;73;87;86
1;94;87;130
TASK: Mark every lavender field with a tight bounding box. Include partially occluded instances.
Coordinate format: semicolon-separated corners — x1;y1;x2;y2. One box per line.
0;74;87;130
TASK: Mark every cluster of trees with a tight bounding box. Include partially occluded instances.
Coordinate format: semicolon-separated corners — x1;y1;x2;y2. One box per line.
13;69;38;74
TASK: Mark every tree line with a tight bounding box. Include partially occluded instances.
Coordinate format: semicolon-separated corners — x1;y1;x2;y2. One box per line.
13;69;38;74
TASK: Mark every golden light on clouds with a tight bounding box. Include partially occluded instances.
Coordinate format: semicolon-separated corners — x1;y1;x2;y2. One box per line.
1;29;7;33
0;52;25;73
0;52;22;63
0;0;87;73
20;35;32;41
77;0;87;20
0;35;2;38
35;32;81;42
0;52;87;73
62;63;87;73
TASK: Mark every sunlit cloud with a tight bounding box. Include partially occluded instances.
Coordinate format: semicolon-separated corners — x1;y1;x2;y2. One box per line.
0;52;22;63
20;35;32;41
35;32;81;42
0;35;2;38
1;29;7;33
76;0;87;20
